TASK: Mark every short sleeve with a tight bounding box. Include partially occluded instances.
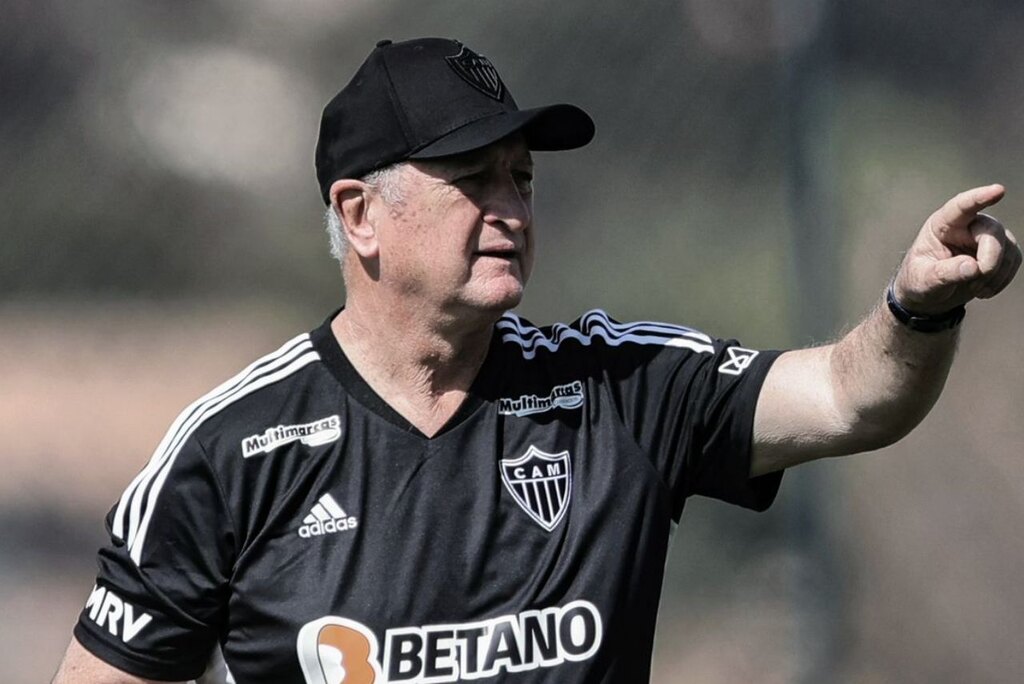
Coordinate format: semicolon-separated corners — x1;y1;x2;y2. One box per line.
73;432;235;681
594;311;784;519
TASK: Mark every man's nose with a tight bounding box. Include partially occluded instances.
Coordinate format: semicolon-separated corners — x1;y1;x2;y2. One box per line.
483;178;531;232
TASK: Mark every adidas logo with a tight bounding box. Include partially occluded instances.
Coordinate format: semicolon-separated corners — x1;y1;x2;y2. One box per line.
298;493;358;539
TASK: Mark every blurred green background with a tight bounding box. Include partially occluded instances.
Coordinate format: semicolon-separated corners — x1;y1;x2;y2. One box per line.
3;0;1023;682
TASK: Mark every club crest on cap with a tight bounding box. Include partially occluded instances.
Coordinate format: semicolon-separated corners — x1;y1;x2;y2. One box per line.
445;45;506;101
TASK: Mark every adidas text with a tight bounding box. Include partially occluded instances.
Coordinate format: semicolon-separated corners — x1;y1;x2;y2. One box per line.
299;516;359;538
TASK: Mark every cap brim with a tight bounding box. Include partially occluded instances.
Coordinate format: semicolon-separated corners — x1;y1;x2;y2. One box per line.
409;104;594;159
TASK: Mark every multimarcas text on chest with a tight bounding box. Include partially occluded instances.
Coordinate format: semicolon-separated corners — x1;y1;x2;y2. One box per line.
241;415;342;458
296;600;603;683
497;380;585;418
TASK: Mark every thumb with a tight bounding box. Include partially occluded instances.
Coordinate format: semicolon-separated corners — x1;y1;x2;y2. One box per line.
932;254;981;286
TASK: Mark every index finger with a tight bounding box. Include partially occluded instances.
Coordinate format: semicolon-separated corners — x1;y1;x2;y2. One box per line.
930;184;1006;240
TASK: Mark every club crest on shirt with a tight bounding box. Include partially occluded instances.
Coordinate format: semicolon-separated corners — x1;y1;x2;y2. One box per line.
501;446;572;531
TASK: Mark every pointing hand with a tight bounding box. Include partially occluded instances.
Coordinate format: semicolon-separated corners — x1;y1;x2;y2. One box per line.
892;185;1021;315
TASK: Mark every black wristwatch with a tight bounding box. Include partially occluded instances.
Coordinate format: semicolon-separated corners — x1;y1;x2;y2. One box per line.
886;281;966;333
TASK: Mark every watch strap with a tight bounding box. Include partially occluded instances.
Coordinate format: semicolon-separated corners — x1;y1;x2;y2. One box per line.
886;281;966;333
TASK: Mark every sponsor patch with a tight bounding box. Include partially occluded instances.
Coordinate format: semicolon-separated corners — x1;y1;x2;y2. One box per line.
242;415;341;458
297;601;603;683
498;380;585;418
297;616;384;684
84;585;153;644
500;446;572;532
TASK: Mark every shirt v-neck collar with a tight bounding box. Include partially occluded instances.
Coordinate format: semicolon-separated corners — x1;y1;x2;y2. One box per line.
310;310;503;439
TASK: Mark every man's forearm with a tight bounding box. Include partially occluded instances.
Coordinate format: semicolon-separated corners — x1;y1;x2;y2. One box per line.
751;298;959;476
829;294;959;451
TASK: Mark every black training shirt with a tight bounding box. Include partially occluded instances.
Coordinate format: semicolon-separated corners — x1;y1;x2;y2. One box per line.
74;309;784;683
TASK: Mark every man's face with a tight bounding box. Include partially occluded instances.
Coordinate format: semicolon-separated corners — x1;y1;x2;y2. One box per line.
375;136;535;317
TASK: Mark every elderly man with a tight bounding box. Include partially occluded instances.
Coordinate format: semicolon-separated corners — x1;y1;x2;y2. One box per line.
54;37;1019;683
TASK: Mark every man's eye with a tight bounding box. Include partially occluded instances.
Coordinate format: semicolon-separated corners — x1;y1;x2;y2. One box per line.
514;172;534;193
453;171;485;185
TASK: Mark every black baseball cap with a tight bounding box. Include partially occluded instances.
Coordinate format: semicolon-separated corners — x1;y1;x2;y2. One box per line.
315;37;595;204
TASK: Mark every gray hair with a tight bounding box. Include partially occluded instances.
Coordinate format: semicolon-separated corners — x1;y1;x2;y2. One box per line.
324;164;405;266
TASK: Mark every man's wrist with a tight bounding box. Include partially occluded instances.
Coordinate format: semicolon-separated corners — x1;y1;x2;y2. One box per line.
885;280;966;333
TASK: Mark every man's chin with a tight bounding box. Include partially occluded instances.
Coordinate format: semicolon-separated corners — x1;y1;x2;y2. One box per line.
459;284;525;315
481;290;524;313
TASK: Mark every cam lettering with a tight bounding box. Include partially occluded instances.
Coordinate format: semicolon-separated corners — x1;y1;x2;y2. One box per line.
512;463;564;480
84;585;153;644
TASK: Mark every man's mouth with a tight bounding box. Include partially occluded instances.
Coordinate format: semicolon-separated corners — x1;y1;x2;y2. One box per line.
474;248;520;260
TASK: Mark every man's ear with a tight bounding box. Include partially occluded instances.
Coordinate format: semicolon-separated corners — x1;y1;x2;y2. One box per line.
330;179;379;259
